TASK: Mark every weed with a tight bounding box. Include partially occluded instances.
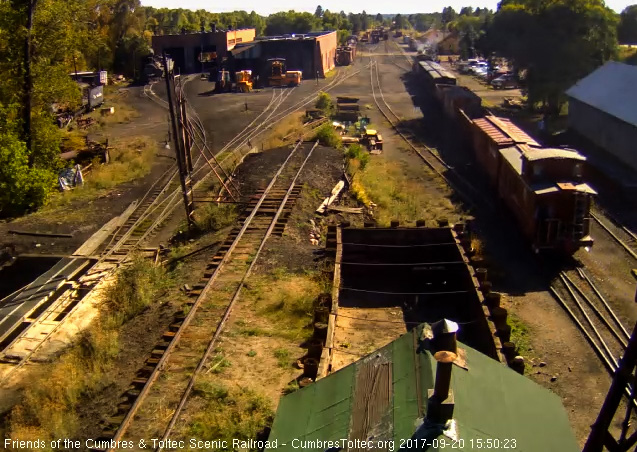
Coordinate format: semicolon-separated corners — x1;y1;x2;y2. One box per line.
209;355;232;374
283;380;300;395
262;111;305;149
195;203;238;233
508;313;532;355
345;143;370;170
105;256;169;324
186;381;273;444
273;348;291;368
238;326;271;337
247;350;257;357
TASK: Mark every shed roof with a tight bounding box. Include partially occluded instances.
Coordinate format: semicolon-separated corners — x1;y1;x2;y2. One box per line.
267;324;579;451
566;61;637;128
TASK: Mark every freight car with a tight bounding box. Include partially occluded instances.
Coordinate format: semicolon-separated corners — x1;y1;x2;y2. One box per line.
414;62;595;254
413;60;457;88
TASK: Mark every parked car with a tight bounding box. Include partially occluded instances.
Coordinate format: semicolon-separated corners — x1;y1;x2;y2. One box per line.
491;74;518;89
468;62;488;75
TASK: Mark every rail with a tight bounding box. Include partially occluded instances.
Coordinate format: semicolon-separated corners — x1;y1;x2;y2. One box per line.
97;141;319;450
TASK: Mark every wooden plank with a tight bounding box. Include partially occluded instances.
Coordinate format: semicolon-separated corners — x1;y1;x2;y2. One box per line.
327;205;363;214
8;230;73;239
331;227;342;316
72;201;138;257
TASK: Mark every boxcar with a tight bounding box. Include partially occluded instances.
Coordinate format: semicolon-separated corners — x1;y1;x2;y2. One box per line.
414;61;457;91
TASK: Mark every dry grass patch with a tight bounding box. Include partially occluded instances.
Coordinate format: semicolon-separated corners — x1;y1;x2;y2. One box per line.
262;112;305;149
36;135;158;216
352;157;461;225
2;257;170;448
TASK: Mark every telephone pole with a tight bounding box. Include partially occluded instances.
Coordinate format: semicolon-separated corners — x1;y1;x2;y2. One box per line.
163;53;195;227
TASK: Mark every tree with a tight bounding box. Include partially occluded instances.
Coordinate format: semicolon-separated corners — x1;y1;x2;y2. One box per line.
618;5;637;44
394;13;407;29
315;5;323;18
375;13;383;24
441;6;457;25
361;10;369;31
488;0;618;114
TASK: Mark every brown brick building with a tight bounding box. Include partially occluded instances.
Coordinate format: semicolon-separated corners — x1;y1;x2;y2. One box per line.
151;27;256;74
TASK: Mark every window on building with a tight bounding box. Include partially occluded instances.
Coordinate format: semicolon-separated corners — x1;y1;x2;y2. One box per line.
573;163;582;178
236;38;242;43
228;39;235;45
533;164;543;177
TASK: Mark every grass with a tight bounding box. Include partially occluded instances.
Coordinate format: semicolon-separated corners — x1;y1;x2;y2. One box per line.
261;111;305;149
4;256;170;447
242;270;324;341
195;203;238;233
92;89;140;126
350;157;461;225
618;45;637;66
508;313;532;356
187;379;273;447
37;136;158;215
273;348;291;368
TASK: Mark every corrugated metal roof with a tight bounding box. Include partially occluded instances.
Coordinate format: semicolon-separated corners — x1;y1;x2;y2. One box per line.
566;61;637;128
474;116;540;147
268;324;579;451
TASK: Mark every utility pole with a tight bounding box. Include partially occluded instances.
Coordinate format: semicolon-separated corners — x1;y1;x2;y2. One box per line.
584;269;637;452
163;52;195;228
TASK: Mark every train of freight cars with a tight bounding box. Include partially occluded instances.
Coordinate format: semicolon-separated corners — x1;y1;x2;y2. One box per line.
413;60;596;254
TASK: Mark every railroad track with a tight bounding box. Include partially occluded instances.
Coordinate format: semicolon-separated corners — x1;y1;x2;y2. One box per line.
590;208;637;261
368;54;493;211
93;141;319;451
550;268;637;408
0;64;366;381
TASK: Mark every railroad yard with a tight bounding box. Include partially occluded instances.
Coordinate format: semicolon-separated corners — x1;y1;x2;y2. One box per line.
1;35;637;451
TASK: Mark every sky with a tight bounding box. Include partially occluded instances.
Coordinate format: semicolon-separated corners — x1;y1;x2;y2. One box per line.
141;0;632;15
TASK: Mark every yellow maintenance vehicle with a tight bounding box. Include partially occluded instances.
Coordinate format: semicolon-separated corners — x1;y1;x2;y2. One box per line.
267;58;302;87
235;70;253;92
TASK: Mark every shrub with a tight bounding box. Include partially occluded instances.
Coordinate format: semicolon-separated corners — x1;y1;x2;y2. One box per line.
345;144;370;170
0;132;56;217
314;91;334;116
313;123;341;148
195;203;238;232
105;256;168;323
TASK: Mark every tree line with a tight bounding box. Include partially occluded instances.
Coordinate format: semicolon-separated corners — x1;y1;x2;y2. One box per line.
1;1;636;216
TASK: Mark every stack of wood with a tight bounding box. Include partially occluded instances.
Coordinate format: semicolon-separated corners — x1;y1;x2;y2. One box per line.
336;96;360;122
59;138;111;166
76;117;96;129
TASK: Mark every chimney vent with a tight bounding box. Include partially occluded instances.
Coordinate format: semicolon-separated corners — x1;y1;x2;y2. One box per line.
430;319;458;354
427;351;457;424
426;319;458;424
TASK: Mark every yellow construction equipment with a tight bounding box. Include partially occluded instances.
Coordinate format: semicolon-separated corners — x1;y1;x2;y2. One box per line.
267;58;302;87
285;70;302;86
268;58;286;87
235;70;253;92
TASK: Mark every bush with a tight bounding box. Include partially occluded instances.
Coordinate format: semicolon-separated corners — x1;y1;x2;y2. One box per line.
0;132;56;217
196;203;238;232
345;144;370;170
314;91;334;116
105;256;168;323
313;123;341;148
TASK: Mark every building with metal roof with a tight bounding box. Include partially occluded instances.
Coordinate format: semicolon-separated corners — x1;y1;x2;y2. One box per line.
267;322;579;451
566;61;637;173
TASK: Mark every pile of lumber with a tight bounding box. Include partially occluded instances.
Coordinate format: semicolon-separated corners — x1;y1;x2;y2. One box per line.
336;96;360;122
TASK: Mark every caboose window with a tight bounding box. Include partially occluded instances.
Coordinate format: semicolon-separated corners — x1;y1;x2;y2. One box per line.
574;163;582;178
533;165;543;177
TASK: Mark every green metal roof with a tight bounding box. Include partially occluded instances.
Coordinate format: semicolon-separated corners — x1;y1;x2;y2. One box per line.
268;324;578;451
